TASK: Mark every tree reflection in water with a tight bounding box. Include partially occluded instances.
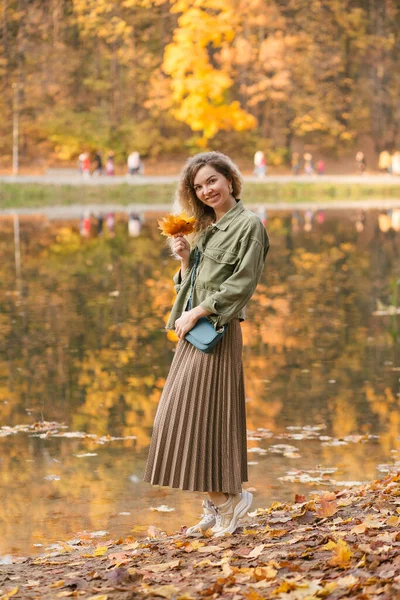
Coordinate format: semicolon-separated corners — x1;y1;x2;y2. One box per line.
0;210;398;556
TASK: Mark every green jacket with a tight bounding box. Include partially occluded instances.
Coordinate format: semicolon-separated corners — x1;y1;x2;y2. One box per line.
166;200;270;331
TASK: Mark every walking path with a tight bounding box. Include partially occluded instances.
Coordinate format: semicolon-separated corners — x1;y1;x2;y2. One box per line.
1;173;400;186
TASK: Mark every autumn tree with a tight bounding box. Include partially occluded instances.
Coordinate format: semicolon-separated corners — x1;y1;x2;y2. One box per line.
162;0;256;145
0;0;399;163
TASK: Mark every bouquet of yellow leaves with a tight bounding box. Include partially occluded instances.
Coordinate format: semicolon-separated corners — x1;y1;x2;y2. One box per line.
158;212;196;237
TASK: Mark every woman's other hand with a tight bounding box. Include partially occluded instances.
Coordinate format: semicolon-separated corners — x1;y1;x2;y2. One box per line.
174;310;198;339
174;306;211;339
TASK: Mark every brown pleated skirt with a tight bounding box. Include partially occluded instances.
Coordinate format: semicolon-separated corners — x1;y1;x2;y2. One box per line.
143;319;248;494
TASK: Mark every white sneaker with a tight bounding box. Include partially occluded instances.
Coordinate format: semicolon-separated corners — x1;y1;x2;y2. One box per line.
211;491;253;537
185;500;217;537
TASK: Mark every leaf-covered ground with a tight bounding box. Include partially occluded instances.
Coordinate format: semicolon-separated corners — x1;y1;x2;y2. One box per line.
1;473;400;600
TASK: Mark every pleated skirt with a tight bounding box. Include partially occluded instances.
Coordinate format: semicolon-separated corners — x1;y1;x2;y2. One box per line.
143;319;248;494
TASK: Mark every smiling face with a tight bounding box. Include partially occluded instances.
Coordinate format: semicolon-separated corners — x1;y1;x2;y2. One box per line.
193;165;236;218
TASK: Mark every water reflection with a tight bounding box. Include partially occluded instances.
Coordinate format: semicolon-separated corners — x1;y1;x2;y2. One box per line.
0;209;399;557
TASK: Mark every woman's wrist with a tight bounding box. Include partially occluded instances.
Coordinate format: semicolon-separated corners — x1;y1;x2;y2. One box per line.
180;257;189;275
190;306;211;320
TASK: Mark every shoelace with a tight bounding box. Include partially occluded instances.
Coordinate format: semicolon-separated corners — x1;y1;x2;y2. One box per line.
203;514;215;524
214;507;227;528
201;501;217;522
215;513;223;527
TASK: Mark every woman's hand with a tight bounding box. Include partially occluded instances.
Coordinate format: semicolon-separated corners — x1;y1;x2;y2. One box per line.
174;310;199;339
174;306;212;339
171;235;190;262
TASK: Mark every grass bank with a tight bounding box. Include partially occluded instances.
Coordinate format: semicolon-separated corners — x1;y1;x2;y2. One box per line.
1;181;400;210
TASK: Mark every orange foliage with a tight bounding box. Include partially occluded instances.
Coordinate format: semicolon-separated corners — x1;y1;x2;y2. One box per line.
158;213;196;237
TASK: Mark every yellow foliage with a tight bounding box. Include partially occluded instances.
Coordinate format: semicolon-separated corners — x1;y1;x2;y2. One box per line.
323;538;353;567
158;213;196;237
163;0;255;140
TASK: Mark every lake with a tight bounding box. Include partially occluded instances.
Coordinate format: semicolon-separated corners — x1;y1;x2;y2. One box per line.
0;206;399;558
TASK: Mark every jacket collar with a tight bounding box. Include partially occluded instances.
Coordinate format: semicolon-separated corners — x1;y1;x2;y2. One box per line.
212;199;244;231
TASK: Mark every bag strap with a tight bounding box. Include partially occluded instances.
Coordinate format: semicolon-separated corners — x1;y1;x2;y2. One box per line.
187;248;200;310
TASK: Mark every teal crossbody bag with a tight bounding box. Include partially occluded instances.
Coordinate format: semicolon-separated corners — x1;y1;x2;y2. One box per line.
184;249;226;353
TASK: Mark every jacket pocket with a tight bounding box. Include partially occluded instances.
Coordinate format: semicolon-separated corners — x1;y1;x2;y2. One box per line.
202;247;237;265
198;247;238;287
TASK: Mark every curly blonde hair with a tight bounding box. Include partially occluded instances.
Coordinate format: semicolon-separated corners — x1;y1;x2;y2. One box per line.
172;151;243;234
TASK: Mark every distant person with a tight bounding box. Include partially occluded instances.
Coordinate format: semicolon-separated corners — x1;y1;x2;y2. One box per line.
96;213;104;236
355;151;366;174
256;207;268;227
127;151;142;175
81;211;91;237
106;212;115;237
93;150;103;176
128;213;143;237
317;159;325;175
392;151;400;176
106;152;115;176
291;152;301;175
78;153;85;174
304;208;313;231
378;150;392;174
253;150;267;177
316;209;325;224
378;211;391;233
81;152;91;179
391;208;400;231
355;210;366;233
291;210;301;233
303;153;315;175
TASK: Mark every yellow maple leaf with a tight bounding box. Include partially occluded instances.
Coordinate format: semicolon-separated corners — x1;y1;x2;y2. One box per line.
273;580;299;594
184;539;205;552
94;545;108;557
326;538;353;567
253;565;277;580
244;591;265;600
50;580;65;588
158;213;195;237
0;587;19;600
146;585;180;599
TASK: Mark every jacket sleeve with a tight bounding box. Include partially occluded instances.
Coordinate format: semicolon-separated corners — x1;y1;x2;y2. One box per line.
199;221;269;328
172;248;196;293
172;269;182;293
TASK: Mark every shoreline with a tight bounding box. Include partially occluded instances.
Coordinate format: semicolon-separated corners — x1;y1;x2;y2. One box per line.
2;178;400;214
1;199;400;220
1;473;399;599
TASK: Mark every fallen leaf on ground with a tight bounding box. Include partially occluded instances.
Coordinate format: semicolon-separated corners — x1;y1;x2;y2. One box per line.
149;505;175;512
324;538;353;567
350;513;386;534
315;492;338;518
0;587;19;600
253;565;277;580
50;580;65;588
145;559;181;572
336;574;358;587
94;546;108;557
145;584;180;598
183;540;205;552
248;544;266;558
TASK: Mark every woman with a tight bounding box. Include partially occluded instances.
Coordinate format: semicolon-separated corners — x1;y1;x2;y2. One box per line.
143;151;269;537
